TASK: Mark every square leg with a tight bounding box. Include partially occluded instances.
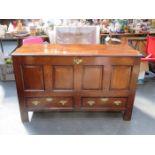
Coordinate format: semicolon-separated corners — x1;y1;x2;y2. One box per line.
123;109;132;121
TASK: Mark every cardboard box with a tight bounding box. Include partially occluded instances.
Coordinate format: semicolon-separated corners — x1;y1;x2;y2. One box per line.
0;64;15;81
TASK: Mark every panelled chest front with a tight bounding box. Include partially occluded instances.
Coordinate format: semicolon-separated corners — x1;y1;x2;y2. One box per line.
12;44;141;122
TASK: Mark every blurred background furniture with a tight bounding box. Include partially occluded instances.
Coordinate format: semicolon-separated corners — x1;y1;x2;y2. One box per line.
141;36;155;78
129;36;155;84
23;36;44;44
141;36;155;62
51;26;100;44
0;35;49;53
128;37;147;54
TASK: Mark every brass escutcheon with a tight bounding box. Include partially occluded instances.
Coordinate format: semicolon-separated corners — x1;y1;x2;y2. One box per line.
113;100;122;106
32;100;40;106
73;57;83;65
87;100;95;106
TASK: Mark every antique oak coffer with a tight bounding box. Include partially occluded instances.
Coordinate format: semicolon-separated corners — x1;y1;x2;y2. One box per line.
12;44;141;122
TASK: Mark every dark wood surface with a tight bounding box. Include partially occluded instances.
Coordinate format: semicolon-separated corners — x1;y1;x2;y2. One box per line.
12;44;141;122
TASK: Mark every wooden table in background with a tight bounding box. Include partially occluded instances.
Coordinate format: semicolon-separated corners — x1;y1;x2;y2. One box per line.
0;35;49;54
100;32;155;44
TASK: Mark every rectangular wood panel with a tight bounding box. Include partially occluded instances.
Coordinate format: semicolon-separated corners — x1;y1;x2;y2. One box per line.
21;65;44;91
110;66;132;90
82;65;103;90
53;66;74;90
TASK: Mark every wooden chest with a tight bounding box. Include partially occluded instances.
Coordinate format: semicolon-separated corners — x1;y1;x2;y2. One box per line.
12;44;141;122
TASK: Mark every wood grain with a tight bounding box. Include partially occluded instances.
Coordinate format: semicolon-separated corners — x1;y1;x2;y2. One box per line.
12;44;141;122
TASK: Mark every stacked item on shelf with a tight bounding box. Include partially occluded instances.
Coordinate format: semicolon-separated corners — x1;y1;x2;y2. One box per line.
0;52;15;81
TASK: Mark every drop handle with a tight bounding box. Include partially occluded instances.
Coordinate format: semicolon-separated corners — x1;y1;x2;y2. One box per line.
87;100;95;106
59;100;67;106
73;58;83;64
32;100;40;106
113;100;122;106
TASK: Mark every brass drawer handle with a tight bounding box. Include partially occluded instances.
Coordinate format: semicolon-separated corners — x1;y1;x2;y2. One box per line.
59;100;67;106
113;100;122;106
73;58;83;64
46;97;53;102
32;100;40;106
100;98;109;102
87;100;95;106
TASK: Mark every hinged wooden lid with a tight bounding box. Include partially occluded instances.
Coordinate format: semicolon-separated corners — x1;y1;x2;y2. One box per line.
12;44;142;57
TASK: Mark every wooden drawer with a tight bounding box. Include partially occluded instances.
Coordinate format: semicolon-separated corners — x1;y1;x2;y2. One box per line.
82;97;127;108
26;97;73;109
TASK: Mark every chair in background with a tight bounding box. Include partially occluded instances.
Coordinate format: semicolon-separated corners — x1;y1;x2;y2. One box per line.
141;36;155;62
138;36;155;84
23;36;44;44
50;26;100;44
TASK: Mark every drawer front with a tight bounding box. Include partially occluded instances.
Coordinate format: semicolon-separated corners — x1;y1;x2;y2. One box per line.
82;97;127;108
26;97;73;109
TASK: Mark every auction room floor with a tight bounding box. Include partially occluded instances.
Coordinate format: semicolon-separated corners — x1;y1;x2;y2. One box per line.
0;77;155;135
0;41;155;135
